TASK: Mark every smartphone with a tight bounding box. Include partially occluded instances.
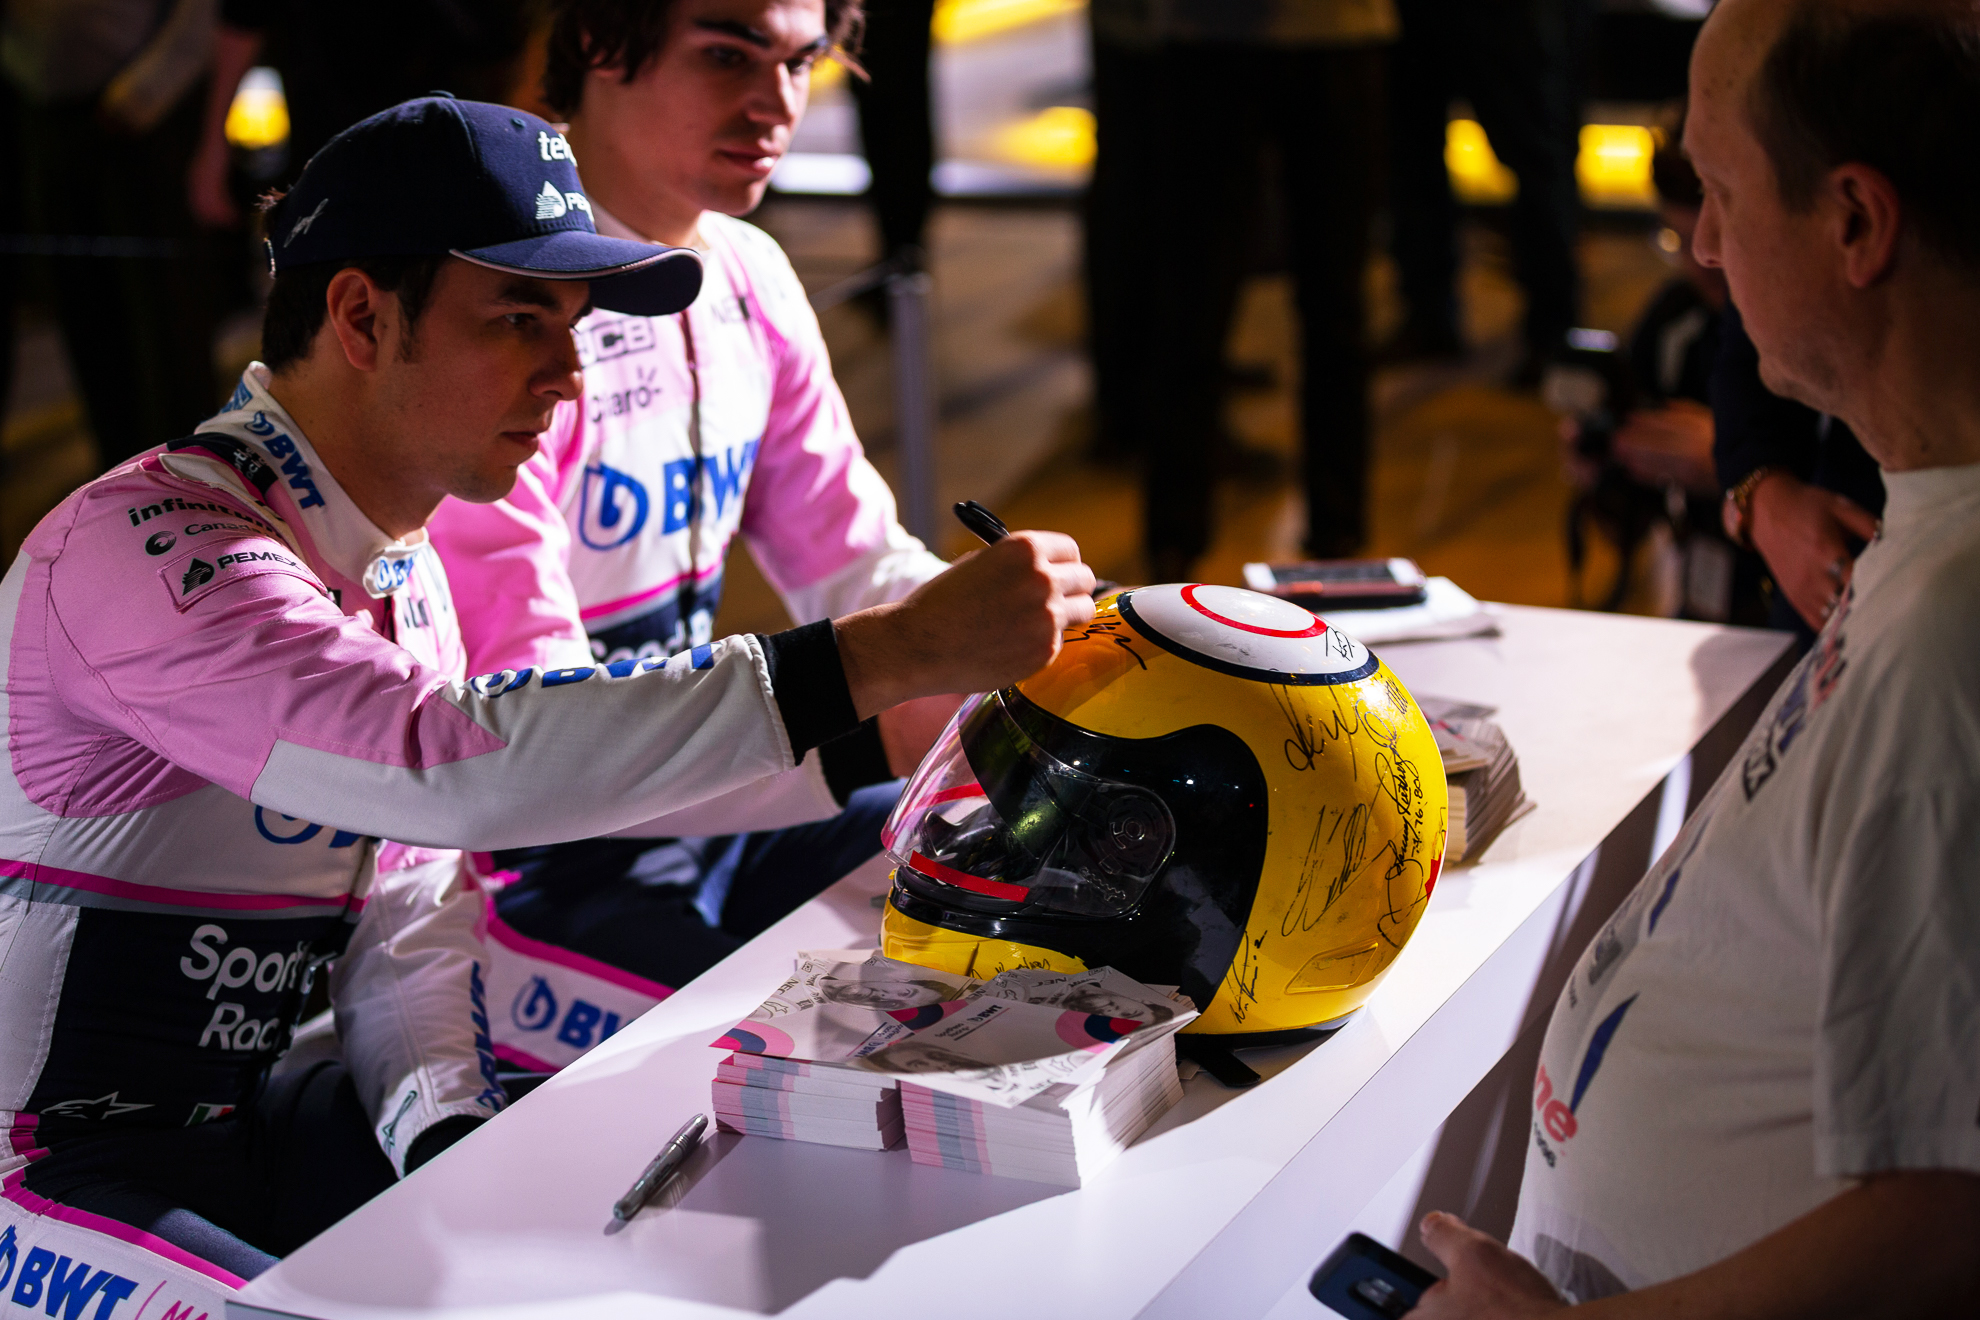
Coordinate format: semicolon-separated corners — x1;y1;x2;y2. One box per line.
1308;1233;1440;1318
1242;558;1429;610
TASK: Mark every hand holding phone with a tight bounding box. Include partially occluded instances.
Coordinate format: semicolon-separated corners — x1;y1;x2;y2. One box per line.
1309;1233;1440;1317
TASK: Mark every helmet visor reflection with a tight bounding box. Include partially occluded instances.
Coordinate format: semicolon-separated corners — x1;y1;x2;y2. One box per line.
883;691;1177;918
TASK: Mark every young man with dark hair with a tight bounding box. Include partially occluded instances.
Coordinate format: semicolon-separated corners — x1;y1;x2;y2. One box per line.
427;0;973;1069
1415;1;1980;1314
0;95;1093;1315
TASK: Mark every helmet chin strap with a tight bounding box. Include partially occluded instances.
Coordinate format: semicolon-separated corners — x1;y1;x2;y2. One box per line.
1176;1023;1350;1090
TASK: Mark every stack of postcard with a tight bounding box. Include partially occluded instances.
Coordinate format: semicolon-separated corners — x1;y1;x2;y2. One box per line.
711;1054;904;1151
898;1030;1183;1187
1419;696;1533;862
709;950;977;1151
712;956;1198;1179
858;967;1198;1187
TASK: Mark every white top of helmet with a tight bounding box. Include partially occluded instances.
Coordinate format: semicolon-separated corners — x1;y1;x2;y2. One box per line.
1117;583;1378;685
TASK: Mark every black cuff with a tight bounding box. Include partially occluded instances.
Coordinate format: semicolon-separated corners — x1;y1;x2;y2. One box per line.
758;621;860;761
819;718;892;804
404;1115;483;1174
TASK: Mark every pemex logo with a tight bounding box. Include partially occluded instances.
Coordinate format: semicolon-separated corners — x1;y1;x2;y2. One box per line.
535;182;568;220
181;559;215;594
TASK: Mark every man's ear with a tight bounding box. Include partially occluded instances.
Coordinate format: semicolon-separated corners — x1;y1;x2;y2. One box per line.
323;268;392;372
1830;162;1904;289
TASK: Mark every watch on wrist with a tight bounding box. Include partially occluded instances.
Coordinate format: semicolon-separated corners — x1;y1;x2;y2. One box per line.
1722;465;1780;550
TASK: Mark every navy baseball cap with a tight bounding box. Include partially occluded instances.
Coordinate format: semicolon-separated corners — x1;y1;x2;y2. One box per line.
266;96;701;317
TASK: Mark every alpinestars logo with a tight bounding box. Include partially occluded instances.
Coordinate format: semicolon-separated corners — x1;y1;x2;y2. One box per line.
181;559;215;593
42;1091;154;1122
535;182;593;221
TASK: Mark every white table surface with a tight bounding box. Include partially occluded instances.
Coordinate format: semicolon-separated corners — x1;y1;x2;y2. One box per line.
232;606;1793;1320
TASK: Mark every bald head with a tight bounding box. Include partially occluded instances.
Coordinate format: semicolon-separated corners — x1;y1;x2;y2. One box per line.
1687;0;1980;467
1699;0;1980;256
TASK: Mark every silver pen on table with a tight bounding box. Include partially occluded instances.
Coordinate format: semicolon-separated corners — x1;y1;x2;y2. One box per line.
611;1112;709;1222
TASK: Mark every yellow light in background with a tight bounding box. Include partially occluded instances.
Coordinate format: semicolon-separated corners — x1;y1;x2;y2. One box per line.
812;57;846;91
1445;119;1660;208
225;68;289;150
934;0;1084;44
1446;119;1517;205
991;105;1094;170
1578;123;1658;208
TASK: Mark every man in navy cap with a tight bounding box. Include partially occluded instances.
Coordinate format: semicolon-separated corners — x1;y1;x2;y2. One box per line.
0;95;1093;1311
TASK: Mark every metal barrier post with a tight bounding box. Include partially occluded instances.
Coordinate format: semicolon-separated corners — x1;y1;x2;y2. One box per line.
886;269;939;547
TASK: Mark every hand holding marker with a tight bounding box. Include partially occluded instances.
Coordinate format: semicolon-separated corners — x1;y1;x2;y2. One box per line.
954;499;1010;546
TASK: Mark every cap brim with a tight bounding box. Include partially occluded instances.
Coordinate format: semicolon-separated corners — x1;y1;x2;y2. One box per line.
453;230;704;316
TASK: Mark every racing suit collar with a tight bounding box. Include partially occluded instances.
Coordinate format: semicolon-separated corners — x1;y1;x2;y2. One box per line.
590;198;714;260
201;365;428;599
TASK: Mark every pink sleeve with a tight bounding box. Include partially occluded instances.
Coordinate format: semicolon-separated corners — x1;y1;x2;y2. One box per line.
42;520;497;804
426;404;594;673
734;252;905;597
27;474;798;850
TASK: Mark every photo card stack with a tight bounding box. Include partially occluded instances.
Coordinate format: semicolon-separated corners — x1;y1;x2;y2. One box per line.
710;950;978;1152
857;967;1199;1187
899;1028;1184;1186
1419;696;1533;862
712;1054;903;1151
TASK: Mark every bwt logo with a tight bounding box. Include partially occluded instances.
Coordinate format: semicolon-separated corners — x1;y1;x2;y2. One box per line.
579;463;649;549
263;431;325;510
578;441;760;550
0;1227;141;1319
254;807;363;849
511;976;625;1051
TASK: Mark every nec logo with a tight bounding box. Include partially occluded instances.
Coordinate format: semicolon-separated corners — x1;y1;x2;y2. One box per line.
0;1227;141;1319
511;976;625;1051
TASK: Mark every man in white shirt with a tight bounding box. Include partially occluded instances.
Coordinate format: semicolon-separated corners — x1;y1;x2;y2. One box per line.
1414;0;1980;1314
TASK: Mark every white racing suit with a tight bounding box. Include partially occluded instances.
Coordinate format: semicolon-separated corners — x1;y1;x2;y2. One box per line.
0;367;858;1314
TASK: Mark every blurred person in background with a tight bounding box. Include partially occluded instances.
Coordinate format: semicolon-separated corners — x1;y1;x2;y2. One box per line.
1382;0;1583;382
1556;112;1765;623
1088;0;1394;579
1712;300;1882;642
1;0;223;469
845;0;933;275
186;0;531;231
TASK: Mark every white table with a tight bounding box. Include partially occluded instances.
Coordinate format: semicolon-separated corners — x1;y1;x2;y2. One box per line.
232;606;1793;1320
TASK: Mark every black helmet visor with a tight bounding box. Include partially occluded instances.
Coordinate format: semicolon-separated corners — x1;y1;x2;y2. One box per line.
884;691;1178;919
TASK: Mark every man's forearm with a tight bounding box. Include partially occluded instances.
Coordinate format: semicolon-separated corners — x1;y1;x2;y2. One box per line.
1581;1172;1980;1320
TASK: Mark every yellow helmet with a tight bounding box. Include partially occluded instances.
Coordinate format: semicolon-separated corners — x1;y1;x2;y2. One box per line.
880;583;1448;1039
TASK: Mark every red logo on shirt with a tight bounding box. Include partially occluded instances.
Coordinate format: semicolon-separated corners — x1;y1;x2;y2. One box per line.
1534;1064;1578;1142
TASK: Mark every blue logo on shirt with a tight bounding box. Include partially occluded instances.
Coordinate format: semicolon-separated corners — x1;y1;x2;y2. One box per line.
579;463;650;549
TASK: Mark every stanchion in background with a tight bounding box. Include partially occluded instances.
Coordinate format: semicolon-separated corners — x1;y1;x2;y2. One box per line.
809;257;940;547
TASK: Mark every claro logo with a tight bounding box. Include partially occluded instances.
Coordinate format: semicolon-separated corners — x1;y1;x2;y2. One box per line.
180;924;310;1052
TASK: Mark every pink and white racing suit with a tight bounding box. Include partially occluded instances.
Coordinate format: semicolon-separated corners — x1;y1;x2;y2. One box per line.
0;366;855;1313
428;208;949;1070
